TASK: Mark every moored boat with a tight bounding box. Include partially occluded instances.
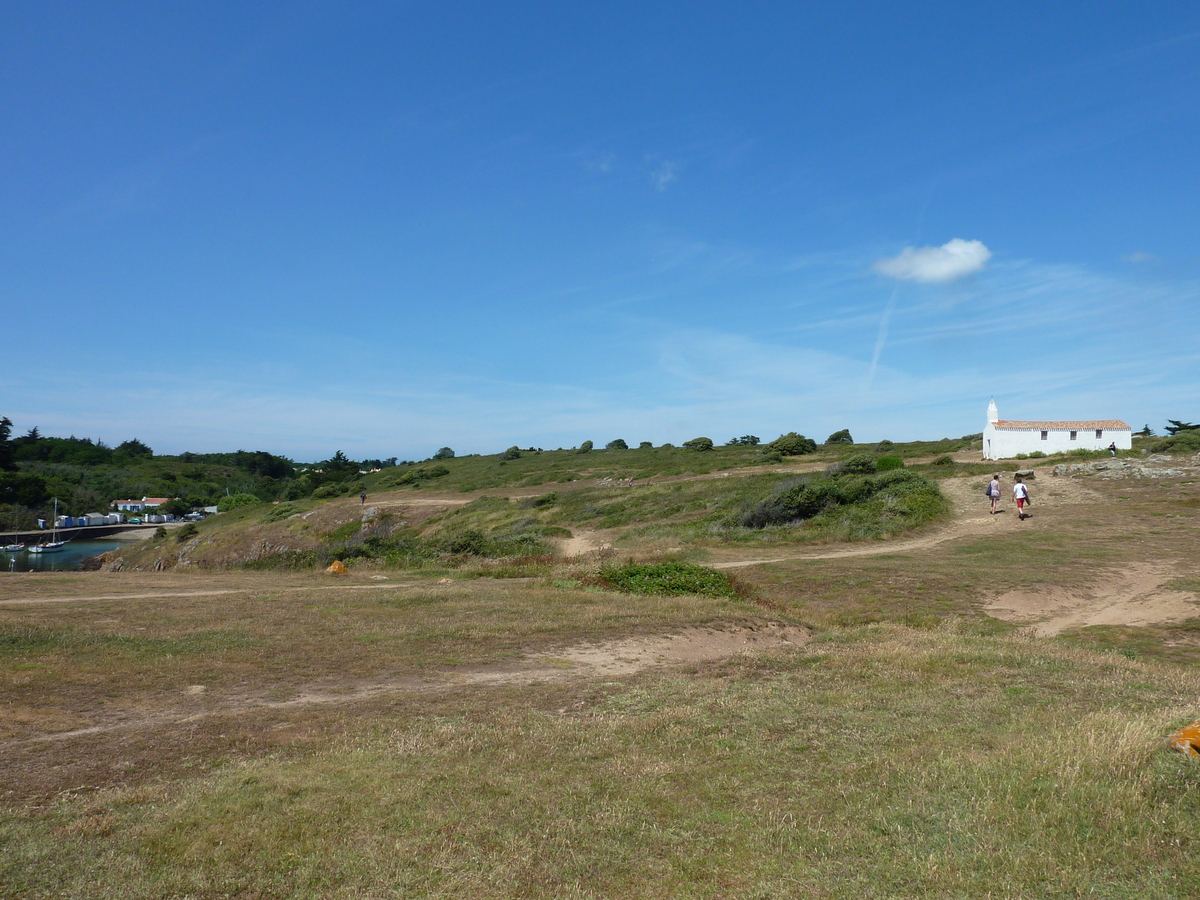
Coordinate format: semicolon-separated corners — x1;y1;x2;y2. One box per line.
28;499;68;553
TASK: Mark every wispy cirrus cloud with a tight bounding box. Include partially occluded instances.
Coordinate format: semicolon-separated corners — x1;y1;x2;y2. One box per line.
649;159;679;191
874;238;992;283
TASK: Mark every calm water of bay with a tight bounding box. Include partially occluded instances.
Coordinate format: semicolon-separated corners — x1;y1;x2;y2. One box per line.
2;539;134;573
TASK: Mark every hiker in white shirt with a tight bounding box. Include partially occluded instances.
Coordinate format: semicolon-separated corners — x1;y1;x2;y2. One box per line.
1013;476;1031;520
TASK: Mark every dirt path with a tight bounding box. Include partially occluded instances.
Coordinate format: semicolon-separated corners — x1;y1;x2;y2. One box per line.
713;469;1106;568
985;561;1200;636
6;621;808;747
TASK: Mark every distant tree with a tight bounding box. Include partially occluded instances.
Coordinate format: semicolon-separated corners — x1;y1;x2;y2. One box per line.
434;447;455;460
727;435;760;446
0;472;50;506
1165;420;1199;435
0;417;14;472
502;446;522;460
161;498;190;517
606;439;629;450
638;441;653;449
12;426;40;450
577;440;593;454
769;432;817;456
826;429;853;444
683;437;714;452
1136;424;1154;437
321;450;359;481
176;523;199;543
115;438;153;458
874;439;895;452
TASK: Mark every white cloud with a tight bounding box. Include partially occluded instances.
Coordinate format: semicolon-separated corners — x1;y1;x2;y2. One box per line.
873;238;992;283
1121;251;1159;264
650;160;678;191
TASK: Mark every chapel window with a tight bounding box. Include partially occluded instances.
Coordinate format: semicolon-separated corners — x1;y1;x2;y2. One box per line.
1070;431;1077;440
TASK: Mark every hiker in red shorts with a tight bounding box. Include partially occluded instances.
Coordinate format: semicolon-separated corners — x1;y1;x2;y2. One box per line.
1012;476;1031;520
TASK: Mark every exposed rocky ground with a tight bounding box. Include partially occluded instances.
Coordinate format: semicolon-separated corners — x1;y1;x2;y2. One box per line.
1052;452;1200;479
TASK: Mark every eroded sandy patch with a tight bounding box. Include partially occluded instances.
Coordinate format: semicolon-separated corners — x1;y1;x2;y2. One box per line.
985;562;1200;636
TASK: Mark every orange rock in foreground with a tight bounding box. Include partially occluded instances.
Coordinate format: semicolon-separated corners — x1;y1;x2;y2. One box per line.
325;560;348;575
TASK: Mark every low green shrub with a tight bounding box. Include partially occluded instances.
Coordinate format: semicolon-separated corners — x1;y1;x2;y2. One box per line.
740;469;943;530
1150;431;1200;454
594;561;738;598
876;456;903;471
769;432;816;456
683;437;715;452
260;503;299;523
932;455;955;466
217;492;262;511
831;453;877;476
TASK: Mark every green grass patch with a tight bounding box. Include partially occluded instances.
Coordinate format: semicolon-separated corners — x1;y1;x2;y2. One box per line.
593;561;740;598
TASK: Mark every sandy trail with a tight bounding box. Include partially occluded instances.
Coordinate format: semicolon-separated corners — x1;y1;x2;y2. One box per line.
985;562;1200;636
714;470;1105;567
6;622;808;746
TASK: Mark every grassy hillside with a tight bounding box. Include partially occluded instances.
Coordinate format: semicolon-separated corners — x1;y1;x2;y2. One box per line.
4;434;1200;896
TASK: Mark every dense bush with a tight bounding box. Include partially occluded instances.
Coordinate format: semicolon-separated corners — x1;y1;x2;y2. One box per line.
740;469;943;530
683;437;714;452
638;441;653;449
0;472;50;507
217;493;263;512
502;446;522;460
1150;430;1200;454
874;440;894;452
606;439;629;450
932;455;955;466
876;456;904;471
386;465;450;487
826;429;854;444
769;432;817;456
594;561;738;598
829;453;877;476
433;447;455;460
577;441;593;454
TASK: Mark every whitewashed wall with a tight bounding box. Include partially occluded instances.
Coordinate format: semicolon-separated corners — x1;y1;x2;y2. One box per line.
983;425;1131;460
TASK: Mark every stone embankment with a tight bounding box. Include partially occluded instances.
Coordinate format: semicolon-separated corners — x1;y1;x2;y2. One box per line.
1052;453;1199;479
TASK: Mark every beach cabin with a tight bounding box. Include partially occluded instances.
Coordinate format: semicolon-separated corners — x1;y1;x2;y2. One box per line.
982;399;1132;460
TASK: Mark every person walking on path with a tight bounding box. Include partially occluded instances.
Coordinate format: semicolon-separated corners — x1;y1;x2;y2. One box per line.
1013;476;1031;520
360;491;367;505
989;474;1001;515
1109;441;1118;457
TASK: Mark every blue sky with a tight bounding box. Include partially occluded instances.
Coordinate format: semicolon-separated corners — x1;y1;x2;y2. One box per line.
3;2;1198;462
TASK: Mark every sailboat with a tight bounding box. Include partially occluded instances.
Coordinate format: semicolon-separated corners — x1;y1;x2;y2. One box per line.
28;499;67;554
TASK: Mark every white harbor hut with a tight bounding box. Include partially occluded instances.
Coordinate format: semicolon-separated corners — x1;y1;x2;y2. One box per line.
982;398;1132;460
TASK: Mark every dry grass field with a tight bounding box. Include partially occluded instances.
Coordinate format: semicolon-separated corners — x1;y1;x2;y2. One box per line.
3;456;1200;898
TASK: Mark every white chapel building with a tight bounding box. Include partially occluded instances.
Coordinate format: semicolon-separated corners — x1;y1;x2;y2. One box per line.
981;398;1132;460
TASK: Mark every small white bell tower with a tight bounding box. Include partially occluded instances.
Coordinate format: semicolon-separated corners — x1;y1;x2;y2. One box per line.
987;397;999;425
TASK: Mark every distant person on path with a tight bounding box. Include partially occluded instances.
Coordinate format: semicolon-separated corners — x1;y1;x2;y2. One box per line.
1013;476;1031;520
989;474;1001;515
360;491;367;505
1109;441;1117;457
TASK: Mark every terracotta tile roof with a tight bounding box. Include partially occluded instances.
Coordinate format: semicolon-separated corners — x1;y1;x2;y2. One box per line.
993;420;1131;431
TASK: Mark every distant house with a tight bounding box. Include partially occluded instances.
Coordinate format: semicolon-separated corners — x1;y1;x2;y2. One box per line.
982;398;1132;460
112;497;171;512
